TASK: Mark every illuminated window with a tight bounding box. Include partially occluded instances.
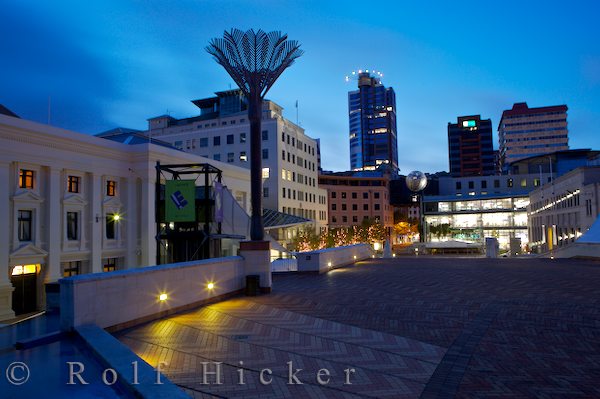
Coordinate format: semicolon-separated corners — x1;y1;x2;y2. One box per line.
520;179;527;187
106;180;116;196
534;178;540;187
262;167;270;179
67;212;78;240
103;258;117;272
12;264;37;276
18;210;32;241
507;178;513;188
239;133;246;143
68;176;80;193
239;151;247;162
19;169;34;189
63;261;81;277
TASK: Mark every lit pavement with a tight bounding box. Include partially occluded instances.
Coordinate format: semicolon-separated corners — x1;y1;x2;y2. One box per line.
117;257;600;398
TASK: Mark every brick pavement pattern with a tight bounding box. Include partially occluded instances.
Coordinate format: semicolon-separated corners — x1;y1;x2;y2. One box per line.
117;257;600;398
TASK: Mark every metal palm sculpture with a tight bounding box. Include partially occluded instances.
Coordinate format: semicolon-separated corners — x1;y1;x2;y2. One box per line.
207;29;303;241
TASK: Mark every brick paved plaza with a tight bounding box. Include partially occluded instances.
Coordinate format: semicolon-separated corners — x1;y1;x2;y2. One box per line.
117;257;600;398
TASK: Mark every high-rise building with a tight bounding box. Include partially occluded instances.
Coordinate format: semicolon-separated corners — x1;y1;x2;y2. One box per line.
348;72;398;172
498;102;569;171
447;115;495;177
142;90;329;242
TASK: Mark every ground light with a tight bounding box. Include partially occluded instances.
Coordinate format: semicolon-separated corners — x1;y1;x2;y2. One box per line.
327;261;332;268
159;293;168;301
207;282;215;290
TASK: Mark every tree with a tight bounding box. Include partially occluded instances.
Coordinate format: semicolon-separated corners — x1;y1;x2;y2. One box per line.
207;29;303;241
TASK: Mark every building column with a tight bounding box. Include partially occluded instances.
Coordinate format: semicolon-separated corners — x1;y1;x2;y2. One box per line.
140;177;156;266
0;161;15;320
89;173;102;273
240;241;271;293
45;167;63;283
125;176;138;269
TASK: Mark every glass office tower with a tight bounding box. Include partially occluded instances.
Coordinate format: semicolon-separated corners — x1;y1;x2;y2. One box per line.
348;72;398;172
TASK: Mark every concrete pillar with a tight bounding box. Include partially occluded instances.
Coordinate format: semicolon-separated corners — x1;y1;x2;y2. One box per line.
140;177;156;266
125;176;138;269
240;241;271;293
89;173;102;273
0;161;15;320
46;167;63;283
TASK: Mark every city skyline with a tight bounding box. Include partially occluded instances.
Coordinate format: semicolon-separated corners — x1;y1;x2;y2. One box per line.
2;0;600;173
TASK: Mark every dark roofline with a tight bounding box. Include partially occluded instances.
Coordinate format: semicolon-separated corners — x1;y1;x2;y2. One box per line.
510;149;599;165
0;104;19;118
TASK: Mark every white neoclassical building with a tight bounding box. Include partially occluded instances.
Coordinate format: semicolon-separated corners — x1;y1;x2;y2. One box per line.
0;113;251;319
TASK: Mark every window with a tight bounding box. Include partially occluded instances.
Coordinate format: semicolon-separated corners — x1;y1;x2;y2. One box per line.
227;134;234;145
534;178;540;187
507;178;513;188
262;130;268;140
374;204;380;211
68;176;80;193
63;261;81;277
213;154;221;161
240;151;247;162
262;167;270;179
456;182;462;190
374;192;380;199
332;192;337;199
353;216;358;223
468;181;474;190
332;216;337;223
200;137;208;147
331;204;337;211
341;192;347;199
106;213;118;239
174;141;183;149
342;216;347;223
67;212;78;240
352;204;357;211
494;179;500;188
520;179;527;187
263;187;269;198
342;204;347;211
352;192;357;199
103;258;117;273
213;136;221;146
481;180;487;189
106;180;116;196
363;192;368;199
282;150;285;160
227;153;234;163
363;204;369;211
282;132;285;142
292;137;295;146
262;149;268;159
240;133;246;143
282;188;286;198
19;169;34;189
18;210;32;241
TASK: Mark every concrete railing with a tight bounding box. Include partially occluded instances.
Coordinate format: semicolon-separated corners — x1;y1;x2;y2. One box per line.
296;244;373;273
60;256;245;330
271;257;298;272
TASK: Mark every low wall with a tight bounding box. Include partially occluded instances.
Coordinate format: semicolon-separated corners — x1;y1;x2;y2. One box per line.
60;256;245;331
296;244;373;273
551;242;600;259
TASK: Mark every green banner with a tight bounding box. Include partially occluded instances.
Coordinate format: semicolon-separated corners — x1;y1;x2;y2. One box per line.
165;180;196;222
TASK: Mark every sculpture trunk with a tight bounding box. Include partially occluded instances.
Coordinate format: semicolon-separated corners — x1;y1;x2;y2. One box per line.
248;92;264;241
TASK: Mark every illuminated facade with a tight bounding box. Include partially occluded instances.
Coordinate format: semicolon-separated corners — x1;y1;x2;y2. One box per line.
448;115;494;177
0;113;251;318
423;174;540;250
528;166;600;252
498;102;569;171
348;72;398;172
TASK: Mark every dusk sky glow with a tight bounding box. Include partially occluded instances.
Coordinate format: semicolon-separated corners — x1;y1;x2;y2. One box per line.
2;0;599;173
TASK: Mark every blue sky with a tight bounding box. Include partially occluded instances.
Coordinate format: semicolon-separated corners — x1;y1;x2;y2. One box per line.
2;0;599;173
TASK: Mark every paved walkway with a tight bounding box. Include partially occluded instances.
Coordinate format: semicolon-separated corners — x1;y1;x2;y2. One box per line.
117;257;600;398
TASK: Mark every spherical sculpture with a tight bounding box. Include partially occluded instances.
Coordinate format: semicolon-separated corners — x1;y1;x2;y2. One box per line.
406;171;428;192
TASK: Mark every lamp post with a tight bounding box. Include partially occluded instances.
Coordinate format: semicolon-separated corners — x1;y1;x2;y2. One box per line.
206;29;303;241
